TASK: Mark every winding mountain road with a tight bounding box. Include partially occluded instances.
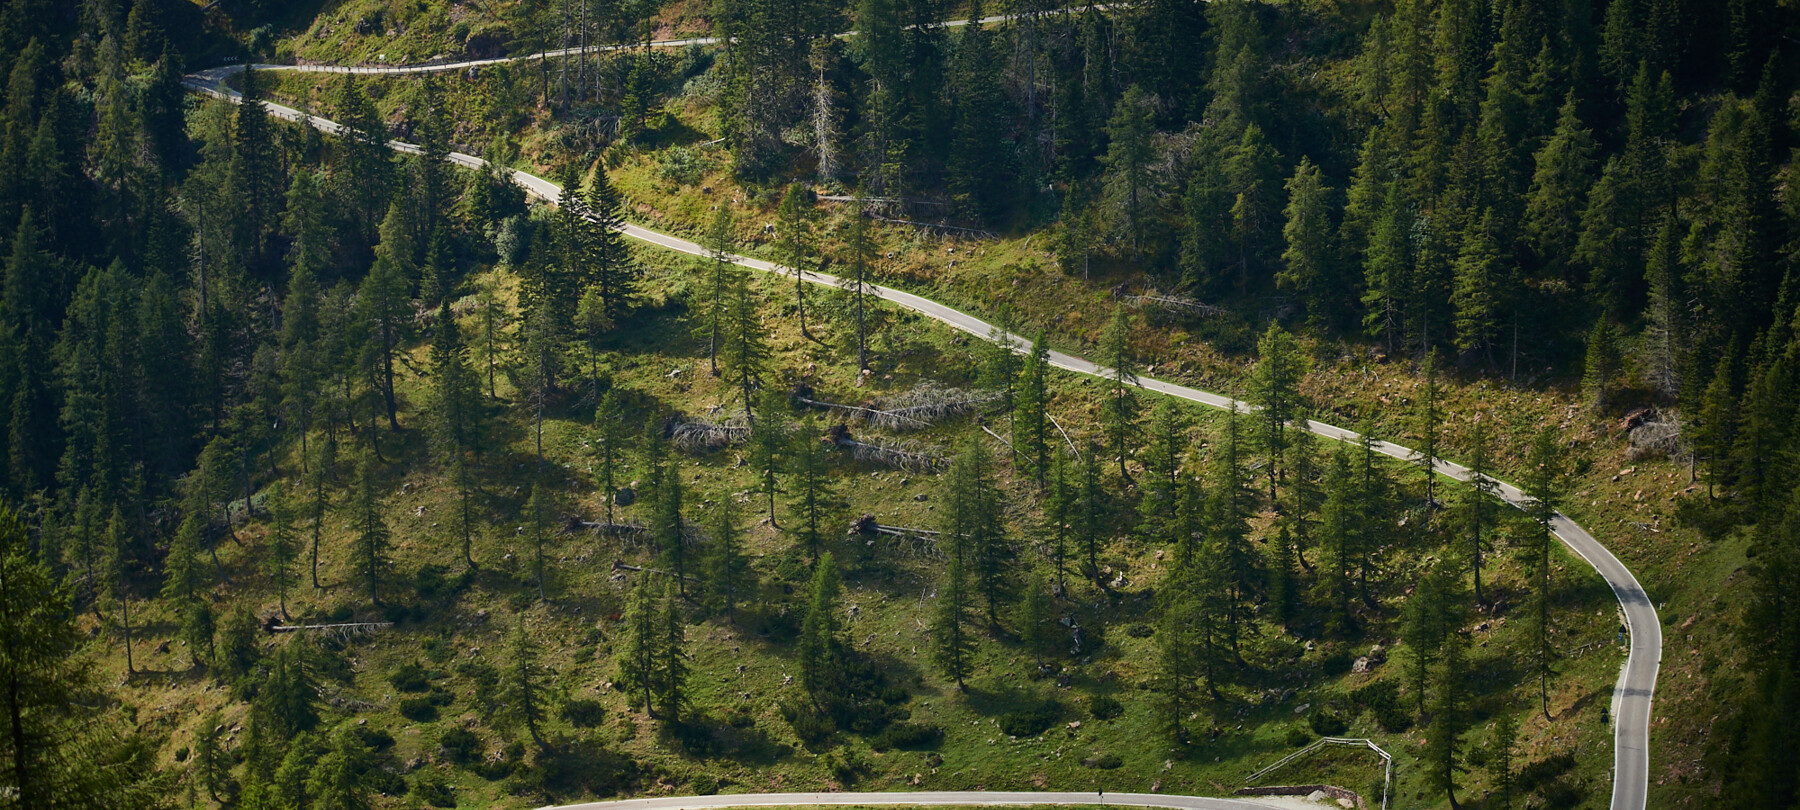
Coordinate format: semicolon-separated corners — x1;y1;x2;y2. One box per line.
184;40;1660;810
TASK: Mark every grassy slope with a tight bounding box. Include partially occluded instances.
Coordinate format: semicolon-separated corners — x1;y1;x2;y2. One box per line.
182;36;1739;810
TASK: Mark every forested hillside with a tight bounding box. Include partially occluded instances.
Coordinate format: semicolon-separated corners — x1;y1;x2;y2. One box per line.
2;0;1799;809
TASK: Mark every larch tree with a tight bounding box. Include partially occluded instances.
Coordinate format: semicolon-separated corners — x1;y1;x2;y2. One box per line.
701;206;737;376
839;200;877;370
429;301;484;574
1226;124;1283;291
619;575;662;716
777;183;819;342
724;271;772;420
1461;415;1499;606
649;450;688;597
1249;323;1306;503
942;434;1012;630
1137;399;1190;545
1102;85;1155;258
527;480;554;601
266;481;298;621
657;580;689;725
703;498;753;624
1524;426;1564;720
592;389;630;526
1013;333;1051;488
931;549;977;692
1016;568;1051;669
788;416;838;566
798;553;846;707
351;453;391;608
750;389;791;527
103;506;134;673
504;614;548;749
1279;156;1336;321
1099;305;1141;482
1413;351;1444;506
1155;562;1201;745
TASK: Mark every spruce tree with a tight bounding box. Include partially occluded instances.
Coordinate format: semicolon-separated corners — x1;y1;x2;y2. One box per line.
1075;443;1109;583
360;242;411;433
307;436;336;590
1451;212;1511;365
1208;406;1260;652
1315;445;1358;634
584;161;637;323
1040;450;1074;595
1641;212;1685;400
1137;399;1190;544
1524;92;1596;281
1425;628;1470;807
1226;123;1283;291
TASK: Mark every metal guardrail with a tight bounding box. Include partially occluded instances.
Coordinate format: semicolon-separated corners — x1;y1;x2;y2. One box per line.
1245;736;1394;810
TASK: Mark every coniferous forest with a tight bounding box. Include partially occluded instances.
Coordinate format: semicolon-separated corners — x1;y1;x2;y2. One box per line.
3;0;1800;808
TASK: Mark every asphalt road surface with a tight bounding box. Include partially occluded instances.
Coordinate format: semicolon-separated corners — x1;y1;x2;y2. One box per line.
183;61;1660;810
543;791;1288;810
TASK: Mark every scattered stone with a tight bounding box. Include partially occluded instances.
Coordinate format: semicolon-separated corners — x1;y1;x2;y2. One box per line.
1351;656;1373;674
914;493;929;502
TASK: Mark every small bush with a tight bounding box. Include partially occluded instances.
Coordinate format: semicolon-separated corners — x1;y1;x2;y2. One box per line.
389;661;431;693
1353;681;1412;732
1085;752;1123;769
1125;623;1154;638
689;774;720;796
398;696;438;722
998;699;1062;737
562;699;607;728
414;774;456;807
439;727;482;765
415;563;452;599
1285;725;1312;747
779;700;835;747
1308;708;1349;737
326;604;354;622
1089;695;1124;721
871;721;943;751
1321;649;1355;676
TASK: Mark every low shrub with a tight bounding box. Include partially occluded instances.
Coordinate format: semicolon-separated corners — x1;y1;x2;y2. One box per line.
1085;752;1123;769
872;721;943;751
561;698;607;728
398;696;438;722
438;727;482;765
1125;623;1154;638
998;698;1062;737
1088;695;1124;721
389;661;431;693
1308;708;1349;736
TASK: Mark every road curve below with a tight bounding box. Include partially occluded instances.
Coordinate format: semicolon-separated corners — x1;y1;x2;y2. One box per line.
182;73;1660;810
543;791;1285;810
